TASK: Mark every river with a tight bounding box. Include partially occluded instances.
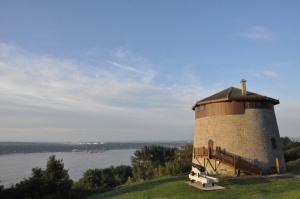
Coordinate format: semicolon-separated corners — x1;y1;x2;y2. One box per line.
0;149;135;187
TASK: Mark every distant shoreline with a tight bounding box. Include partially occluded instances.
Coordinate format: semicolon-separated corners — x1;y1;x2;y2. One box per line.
0;141;190;155
1;138;297;155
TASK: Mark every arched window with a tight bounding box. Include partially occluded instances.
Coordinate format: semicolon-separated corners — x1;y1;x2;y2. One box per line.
208;139;214;149
271;137;277;149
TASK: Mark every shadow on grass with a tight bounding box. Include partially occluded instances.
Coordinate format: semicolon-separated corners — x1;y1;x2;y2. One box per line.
227;176;270;185
95;175;185;198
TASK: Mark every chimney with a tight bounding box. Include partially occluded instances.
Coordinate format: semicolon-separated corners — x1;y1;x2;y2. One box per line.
240;79;247;95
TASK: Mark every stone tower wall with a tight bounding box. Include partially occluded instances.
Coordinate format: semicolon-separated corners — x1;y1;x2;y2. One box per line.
193;108;286;175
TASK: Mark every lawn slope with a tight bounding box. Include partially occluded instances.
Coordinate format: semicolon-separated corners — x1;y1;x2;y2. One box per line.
87;173;300;199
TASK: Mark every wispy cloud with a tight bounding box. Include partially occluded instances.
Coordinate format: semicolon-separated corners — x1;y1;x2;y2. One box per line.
107;48;156;83
239;26;277;42
263;70;279;78
107;61;146;74
114;48;129;58
0;43;210;141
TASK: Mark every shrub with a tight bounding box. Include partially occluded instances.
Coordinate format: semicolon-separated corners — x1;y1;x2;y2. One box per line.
0;155;73;199
76;165;133;190
131;145;176;181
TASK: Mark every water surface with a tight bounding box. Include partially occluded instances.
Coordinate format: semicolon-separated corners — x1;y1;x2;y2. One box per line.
0;149;135;187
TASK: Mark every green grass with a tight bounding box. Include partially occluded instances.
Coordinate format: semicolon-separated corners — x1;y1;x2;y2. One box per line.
87;170;300;199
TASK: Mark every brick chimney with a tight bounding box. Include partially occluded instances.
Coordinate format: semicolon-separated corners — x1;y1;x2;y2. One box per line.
240;79;247;95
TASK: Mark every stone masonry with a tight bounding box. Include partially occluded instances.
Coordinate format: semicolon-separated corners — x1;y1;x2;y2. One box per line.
193;108;286;175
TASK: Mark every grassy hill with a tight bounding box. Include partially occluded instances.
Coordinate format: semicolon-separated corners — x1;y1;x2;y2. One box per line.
87;168;300;199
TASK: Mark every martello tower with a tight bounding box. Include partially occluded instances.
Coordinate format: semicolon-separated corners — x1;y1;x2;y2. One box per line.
192;80;286;175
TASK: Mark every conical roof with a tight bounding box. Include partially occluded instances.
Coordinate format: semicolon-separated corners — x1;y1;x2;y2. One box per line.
192;87;279;110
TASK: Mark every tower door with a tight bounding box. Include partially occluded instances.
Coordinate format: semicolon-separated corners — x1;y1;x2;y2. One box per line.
208;139;214;149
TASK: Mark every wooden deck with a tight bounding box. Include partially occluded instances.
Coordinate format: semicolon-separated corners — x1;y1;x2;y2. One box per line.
193;147;262;176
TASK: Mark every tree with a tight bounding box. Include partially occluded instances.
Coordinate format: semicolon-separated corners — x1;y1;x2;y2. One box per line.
0;155;73;199
76;165;132;190
280;137;300;162
78;169;103;189
131;145;176;180
42;155;73;198
173;143;193;173
23;167;44;198
281;137;300;151
155;143;193;177
112;165;132;186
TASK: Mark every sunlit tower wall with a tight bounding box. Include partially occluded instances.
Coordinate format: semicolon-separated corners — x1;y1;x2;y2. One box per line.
192;80;286;175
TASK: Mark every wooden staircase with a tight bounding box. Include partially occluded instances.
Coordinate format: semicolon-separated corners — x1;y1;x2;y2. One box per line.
193;147;262;176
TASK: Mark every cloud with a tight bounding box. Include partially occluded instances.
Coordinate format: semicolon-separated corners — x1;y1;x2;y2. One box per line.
107;61;146;74
238;26;276;42
0;44;157;112
0;43;210;142
263;70;279;78
114;48;129;58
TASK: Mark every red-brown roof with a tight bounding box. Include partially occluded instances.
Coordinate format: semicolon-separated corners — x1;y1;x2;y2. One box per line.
192;87;279;110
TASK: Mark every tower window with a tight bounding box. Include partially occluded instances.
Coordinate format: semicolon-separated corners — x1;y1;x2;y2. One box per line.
202;105;206;110
271;137;277;149
254;101;261;107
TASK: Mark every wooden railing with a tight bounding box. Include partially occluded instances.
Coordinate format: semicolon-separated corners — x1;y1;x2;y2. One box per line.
194;147;262;176
193;147;209;158
235;157;262;176
211;148;235;166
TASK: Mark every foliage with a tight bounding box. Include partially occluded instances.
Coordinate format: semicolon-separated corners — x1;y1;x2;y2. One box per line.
284;147;300;162
75;165;133;190
131;145;177;181
286;158;300;174
113;165;133;185
42;155;73;197
280;137;300;162
286;158;300;167
0;155;74;199
77;168;103;189
131;144;192;181
0;143;193;198
173;143;193;173
281;137;300;151
153;143;193;178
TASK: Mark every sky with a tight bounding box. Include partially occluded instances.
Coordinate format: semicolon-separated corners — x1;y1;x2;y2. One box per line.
0;1;300;142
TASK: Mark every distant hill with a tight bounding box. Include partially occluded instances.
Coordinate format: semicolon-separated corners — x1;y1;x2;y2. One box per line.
291;137;300;142
0;141;190;155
